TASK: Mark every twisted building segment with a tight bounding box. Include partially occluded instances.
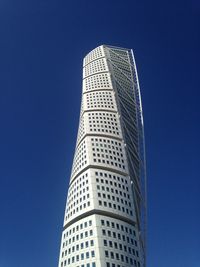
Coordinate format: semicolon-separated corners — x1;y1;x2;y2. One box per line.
58;45;147;267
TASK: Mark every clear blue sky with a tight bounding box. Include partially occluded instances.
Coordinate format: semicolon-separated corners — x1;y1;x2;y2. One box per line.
0;0;199;267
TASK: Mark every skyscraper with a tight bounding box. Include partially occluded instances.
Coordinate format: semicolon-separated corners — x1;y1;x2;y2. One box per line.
58;45;147;267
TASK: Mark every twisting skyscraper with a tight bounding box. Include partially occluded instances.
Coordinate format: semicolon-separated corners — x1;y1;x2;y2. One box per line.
58;45;147;267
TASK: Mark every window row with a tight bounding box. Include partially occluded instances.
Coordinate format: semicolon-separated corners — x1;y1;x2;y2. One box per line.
104;240;138;257
106;260;140;267
86;91;112;98
63;219;92;238
84;72;111;91
84;46;103;65
66;201;90;219
71;140;87;175
98;200;133;216
90;125;119;135
84;58;107;78
101;219;135;235
69;172;88;192
96;177;128;191
60;251;95;265
88;113;118;122
102;229;137;246
91;137;126;170
85;90;115;110
96;184;130;198
68;189;90;206
68;183;89;201
87;112;120;136
63;239;94;251
105;251;139;266
77;115;85;141
95;170;128;184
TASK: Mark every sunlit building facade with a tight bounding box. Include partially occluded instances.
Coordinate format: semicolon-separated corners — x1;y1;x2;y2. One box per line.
58;45;147;267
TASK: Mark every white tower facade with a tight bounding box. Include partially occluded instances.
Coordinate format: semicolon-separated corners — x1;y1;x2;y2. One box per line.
58;45;147;267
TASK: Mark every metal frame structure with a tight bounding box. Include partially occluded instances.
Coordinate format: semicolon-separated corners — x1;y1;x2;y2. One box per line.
106;45;147;266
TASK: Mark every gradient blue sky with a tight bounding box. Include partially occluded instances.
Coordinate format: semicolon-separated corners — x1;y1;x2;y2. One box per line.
0;1;199;267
